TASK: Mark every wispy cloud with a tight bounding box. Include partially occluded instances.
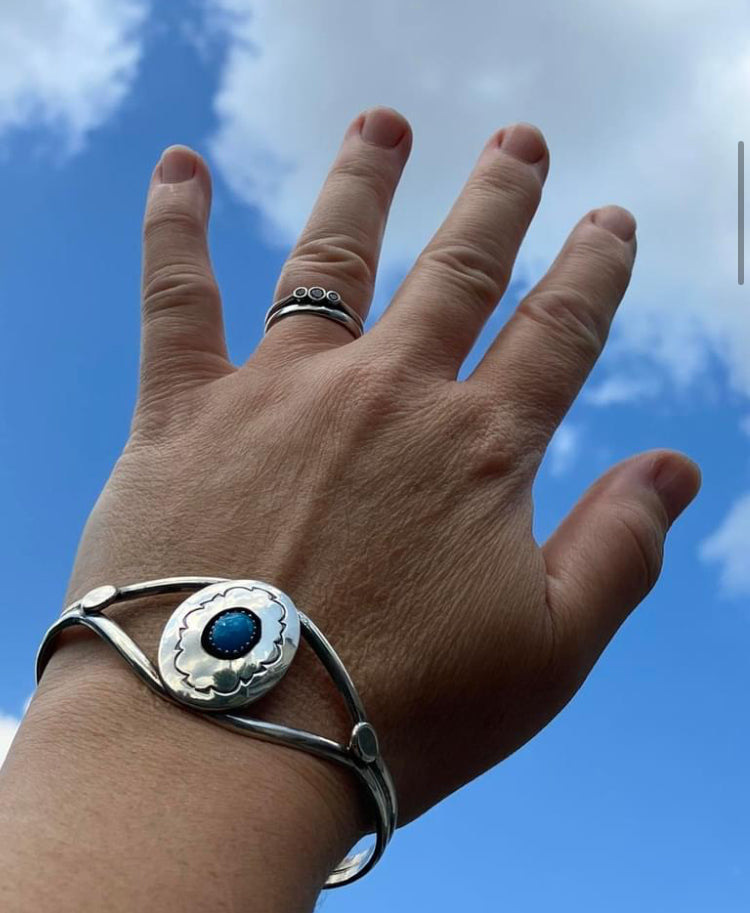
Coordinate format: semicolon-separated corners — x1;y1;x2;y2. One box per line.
586;375;660;407
204;0;750;399
547;423;582;478
0;0;148;153
700;492;750;596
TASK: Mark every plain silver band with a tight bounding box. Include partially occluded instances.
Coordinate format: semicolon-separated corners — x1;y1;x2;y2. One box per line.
264;293;364;340
35;577;397;888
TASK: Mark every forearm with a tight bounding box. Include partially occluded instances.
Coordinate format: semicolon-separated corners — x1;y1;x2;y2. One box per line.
0;615;363;913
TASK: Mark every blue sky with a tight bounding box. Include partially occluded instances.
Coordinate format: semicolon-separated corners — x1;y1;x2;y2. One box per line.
1;2;749;909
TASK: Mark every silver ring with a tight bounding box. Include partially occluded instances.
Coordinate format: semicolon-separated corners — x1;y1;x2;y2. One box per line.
264;287;365;339
35;577;397;888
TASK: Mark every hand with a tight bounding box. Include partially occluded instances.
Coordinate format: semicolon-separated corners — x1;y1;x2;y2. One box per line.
38;106;698;873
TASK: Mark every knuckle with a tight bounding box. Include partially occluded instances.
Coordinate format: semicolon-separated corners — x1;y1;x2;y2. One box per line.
336;347;410;410
471;162;541;212
285;235;374;295
574;225;634;291
349;374;402;423
330;156;394;210
516;287;608;363
613;502;665;595
443;385;526;482
301;351;416;451
417;242;507;308
143;205;204;245
142;264;220;316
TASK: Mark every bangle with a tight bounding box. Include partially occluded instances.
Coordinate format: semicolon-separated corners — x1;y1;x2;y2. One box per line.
35;577;397;888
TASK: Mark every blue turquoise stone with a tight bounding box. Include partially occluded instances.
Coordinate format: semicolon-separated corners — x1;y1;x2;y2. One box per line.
202;609;260;659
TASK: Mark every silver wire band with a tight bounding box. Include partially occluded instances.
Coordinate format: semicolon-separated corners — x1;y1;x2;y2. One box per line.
264;286;364;339
35;576;397;888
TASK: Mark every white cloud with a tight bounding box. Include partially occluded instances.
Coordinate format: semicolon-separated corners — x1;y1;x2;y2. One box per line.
700;492;750;596
547;423;581;478
0;0;148;153
586;375;661;407
0;714;20;769
204;0;750;399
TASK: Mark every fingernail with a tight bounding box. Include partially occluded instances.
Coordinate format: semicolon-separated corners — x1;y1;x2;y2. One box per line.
593;205;637;242
360;107;407;148
500;124;546;163
160;145;197;183
499;123;548;181
651;455;702;525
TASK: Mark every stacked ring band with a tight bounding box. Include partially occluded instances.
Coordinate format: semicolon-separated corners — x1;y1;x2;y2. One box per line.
35;577;397;888
264;287;365;339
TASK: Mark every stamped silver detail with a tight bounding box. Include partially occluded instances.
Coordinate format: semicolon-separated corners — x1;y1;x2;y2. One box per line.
157;580;300;711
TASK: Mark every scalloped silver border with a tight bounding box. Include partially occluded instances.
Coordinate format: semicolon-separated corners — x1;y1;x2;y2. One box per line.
157;580;300;710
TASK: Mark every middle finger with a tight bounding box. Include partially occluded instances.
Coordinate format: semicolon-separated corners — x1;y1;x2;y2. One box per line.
375;123;548;375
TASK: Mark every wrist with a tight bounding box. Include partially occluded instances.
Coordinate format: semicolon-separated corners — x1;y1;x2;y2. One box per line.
9;597;367;912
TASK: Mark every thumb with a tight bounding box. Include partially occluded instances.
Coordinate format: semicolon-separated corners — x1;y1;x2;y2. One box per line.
542;449;701;667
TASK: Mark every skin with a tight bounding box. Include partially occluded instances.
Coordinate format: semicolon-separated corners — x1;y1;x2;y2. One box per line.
0;107;700;912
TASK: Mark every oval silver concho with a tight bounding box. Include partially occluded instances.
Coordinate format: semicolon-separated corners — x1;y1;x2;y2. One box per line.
157;580;301;711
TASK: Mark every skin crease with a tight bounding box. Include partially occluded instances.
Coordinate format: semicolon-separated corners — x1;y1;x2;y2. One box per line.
0;107;701;912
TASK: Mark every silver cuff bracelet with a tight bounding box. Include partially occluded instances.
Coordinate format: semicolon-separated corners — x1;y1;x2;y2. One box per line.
35;577;397;888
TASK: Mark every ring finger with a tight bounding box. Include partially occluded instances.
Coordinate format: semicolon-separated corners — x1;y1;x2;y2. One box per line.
260;106;412;355
374;123;548;375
